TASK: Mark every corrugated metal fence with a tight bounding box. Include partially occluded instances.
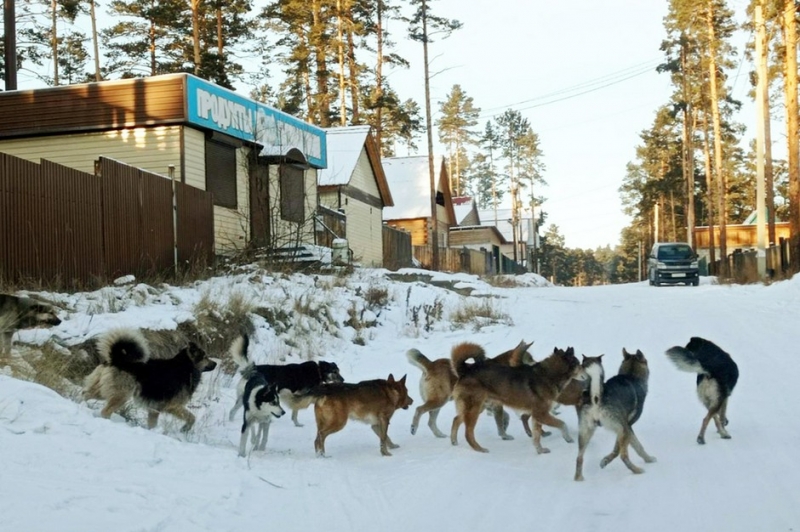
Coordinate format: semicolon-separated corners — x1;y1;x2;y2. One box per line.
0;153;214;288
383;225;412;270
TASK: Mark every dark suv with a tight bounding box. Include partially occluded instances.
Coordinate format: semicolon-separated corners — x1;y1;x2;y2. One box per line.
647;242;699;286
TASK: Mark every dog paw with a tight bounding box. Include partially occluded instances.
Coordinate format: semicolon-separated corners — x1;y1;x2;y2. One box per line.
574;474;584;482
410;425;417;435
563;435;574;444
721;434;732;440
536;447;551;454
697;436;706;445
501;434;514;441
645;456;657;463
433;431;447;438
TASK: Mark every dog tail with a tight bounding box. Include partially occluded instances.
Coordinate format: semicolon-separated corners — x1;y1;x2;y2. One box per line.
406;348;434;374
96;328;149;370
450;342;486;378
665;345;704;374
229;334;256;375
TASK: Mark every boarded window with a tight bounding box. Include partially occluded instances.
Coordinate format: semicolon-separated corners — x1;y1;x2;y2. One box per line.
280;164;305;223
205;139;237;208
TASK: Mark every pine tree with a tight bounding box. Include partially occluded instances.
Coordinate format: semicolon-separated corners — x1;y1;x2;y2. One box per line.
435;84;480;197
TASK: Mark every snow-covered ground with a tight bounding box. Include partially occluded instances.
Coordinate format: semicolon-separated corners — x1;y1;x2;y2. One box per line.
2;269;799;532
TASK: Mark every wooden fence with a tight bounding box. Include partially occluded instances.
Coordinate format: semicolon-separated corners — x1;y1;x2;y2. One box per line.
383;225;412;270
711;235;798;280
315;205;346;248
0;153;214;288
412;245;506;275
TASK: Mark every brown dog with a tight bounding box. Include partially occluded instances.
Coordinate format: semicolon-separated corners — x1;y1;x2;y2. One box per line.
407;340;533;438
450;343;586;454
309;374;413;457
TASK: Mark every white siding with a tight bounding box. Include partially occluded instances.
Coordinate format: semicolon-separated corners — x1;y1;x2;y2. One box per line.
213;147;250;252
0;127;182;177
349;147;380;197
183;127;206;190
345;199;384;267
266;165;317;248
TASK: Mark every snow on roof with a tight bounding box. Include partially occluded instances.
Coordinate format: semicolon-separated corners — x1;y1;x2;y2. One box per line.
317;126;372;186
382;155;444;220
478;207;530;243
452;196;476;225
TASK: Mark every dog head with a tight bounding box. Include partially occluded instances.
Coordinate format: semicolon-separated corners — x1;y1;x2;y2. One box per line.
386;373;413;410
620;348;649;381
185;342;217;372
551;346;586;380
319;360;345;384
14;299;62;330
255;383;285;419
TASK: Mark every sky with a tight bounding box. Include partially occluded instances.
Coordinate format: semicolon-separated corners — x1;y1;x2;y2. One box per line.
2;267;800;531
386;0;756;250
5;0;761;250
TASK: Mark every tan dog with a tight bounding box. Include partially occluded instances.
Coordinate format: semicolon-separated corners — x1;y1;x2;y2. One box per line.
407;340;533;438
450;343;586;454
309;374;413;457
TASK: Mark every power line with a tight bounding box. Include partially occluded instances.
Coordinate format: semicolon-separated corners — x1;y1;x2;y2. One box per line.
478;59;662;119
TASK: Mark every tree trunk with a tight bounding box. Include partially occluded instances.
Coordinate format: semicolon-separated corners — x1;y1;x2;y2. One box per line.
375;0;384;151
149;20;157;75
784;0;800;264
681;38;695;246
89;0;101;80
336;0;347;126
311;0;331;127
216;4;223;56
702;110;717;268
191;0;201;75
707;1;728;275
346;21;360;123
51;0;59;85
421;0;439;270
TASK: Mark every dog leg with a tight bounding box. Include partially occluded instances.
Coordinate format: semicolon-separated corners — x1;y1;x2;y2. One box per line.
450;413;463;446
464;408;489;453
697;403;723;444
238;422;251;457
719;396;730;427
628;429;656;463
100;393;129;419
531;421;551;454
532;410;572;452
291;408;304;428
147;410;160;429
371;422;395;456
712;412;731;439
228;396;243;422
427;408;447;438
257;421;272;451
600;440;620;468
492;405;514;441
574;414;597;481
617;432;644;475
411;400;443;436
164;406;196;433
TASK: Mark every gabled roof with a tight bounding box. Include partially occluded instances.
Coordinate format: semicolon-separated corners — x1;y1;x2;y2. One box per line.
452;196;479;226
317;125;393;206
382;155;455;223
478;207;530;243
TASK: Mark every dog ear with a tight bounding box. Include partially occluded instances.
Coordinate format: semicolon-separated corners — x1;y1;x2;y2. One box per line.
636;349;645;357
622;348;631;357
599;354;604;360
387;373;395;383
398;374;407;385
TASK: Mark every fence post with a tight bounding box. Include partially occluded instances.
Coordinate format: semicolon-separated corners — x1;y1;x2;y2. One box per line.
169;165;178;276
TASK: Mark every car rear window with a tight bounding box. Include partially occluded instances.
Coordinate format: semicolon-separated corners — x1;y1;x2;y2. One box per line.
657;245;694;260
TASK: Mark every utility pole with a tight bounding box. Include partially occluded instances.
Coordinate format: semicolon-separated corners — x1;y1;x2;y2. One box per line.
755;0;768;277
3;0;17;90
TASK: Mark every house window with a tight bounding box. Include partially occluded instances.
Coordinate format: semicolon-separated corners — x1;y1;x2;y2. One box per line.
280;164;305;223
205;138;237;208
436;191;445;206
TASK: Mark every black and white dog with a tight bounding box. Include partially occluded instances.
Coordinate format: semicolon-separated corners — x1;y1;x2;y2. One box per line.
228;334;344;426
237;367;285;457
666;337;739;444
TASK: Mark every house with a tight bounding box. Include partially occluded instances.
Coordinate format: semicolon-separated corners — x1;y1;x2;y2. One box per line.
478;207;532;264
452;196;480;226
382;155;456;248
317;126;394;267
0;74;327;254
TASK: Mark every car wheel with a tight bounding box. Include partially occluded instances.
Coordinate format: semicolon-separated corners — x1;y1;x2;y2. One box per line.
692;279;699;287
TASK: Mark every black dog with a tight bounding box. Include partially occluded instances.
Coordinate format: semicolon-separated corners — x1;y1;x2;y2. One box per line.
666;337;739;444
228;334;344;426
